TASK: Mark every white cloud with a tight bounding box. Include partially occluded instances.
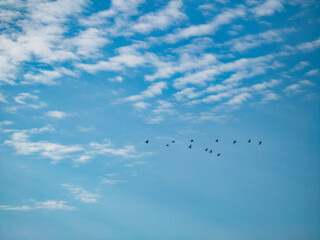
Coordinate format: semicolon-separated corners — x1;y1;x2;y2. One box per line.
133;101;151;109
6;92;47;113
251;0;283;17
77;53;146;73
45;111;68;119
131;0;186;34
173;87;202;101
124;81;168;102
145;53;218;82
296;37;320;52
284;83;300;93
305;69;319;76
108;76;123;82
300;80;315;86
101;178;126;185
76;125;95;132
221;28;294;52
163;5;247;43
71;28;110;57
152;100;174;114
187;79;281;106
291;61;310;71
0;0;87;84
261;92;279;102
0;200;74;211
4;126;145;163
61;184;100;203
146;115;164;124
88;141;139;158
23;68;76;85
173;54;275;88
226;92;252;105
0;91;8;103
284;80;314;94
5;131;83;163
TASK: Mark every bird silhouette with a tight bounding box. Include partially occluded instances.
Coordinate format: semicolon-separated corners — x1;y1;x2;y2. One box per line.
233;140;237;144
188;144;192;148
209;150;212;153
166;144;169;146
259;141;262;145
172;140;175;143
217;153;221;157
190;139;194;142
248;139;251;143
215;139;219;142
145;140;149;143
205;148;208;151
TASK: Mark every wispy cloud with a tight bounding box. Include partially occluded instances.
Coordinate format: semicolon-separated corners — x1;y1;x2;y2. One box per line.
61;184;100;203
0;200;74;211
45;111;68;119
305;69;319;76
220;28;294;52
284;80;315;94
124;81;168;102
131;0;186;34
251;0;283;17
4;126;145;163
6;92;47;113
163;5;247;43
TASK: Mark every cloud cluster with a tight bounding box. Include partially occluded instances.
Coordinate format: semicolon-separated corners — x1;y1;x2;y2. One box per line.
4;126;145;163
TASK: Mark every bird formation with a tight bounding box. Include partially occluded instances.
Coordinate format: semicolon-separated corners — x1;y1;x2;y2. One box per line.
144;138;262;157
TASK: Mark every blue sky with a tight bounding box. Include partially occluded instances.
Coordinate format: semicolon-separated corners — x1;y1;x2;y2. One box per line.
0;0;319;239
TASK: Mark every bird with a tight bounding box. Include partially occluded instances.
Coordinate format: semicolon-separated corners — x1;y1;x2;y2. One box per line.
209;150;212;153
145;140;149;143
215;139;219;142
166;144;169;146
190;139;194;142
233;140;237;144
205;148;208;151
172;140;175;143
259;141;262;145
217;153;221;157
248;139;251;143
188;144;192;148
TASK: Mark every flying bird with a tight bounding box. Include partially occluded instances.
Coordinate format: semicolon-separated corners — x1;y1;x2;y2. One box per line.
190;139;194;142
217;153;221;157
215;139;219;142
188;144;192;148
248;139;251;143
166;144;169;147
259;141;262;145
209;150;212;153
145;140;149;143
233;140;237;144
172;140;175;143
205;148;208;151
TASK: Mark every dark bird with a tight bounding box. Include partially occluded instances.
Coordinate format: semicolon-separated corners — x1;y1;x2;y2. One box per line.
209;150;212;153
233;140;237;144
215;139;219;142
188;144;192;148
259;141;262;145
248;139;251;143
217;153;221;157
172;140;175;143
205;148;208;151
166;144;169;146
145;140;149;143
190;139;194;142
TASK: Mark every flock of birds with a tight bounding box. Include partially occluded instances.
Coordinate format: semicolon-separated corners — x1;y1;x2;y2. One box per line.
145;139;262;157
